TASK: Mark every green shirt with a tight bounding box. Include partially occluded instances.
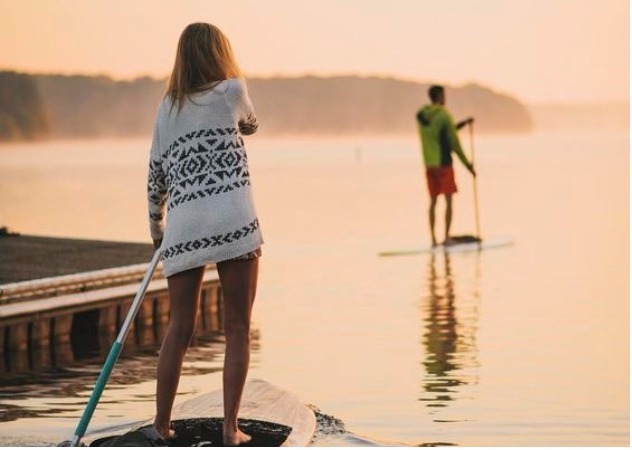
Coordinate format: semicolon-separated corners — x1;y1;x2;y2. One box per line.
416;104;469;168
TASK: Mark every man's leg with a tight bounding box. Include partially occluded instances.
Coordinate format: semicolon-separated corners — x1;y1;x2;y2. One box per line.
445;194;453;243
429;195;438;247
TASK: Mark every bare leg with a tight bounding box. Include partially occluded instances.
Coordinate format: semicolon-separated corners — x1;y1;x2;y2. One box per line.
429;195;438;246
445;194;453;242
153;266;205;438
217;257;259;446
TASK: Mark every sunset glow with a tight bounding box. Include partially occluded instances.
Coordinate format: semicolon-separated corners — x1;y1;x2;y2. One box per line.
1;0;629;103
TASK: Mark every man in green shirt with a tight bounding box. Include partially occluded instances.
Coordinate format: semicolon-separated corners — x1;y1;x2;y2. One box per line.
416;85;476;247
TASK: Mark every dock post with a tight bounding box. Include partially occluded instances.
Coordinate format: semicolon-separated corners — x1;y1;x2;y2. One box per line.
135;298;155;347
6;322;28;353
207;284;221;332
154;293;170;341
98;305;117;335
118;300;139;356
30;346;52;371
30;318;52;350
197;289;207;334
98;306;117;351
53;340;75;366
5;347;30;373
154;293;170;325
0;326;5;354
52;315;73;346
215;284;224;332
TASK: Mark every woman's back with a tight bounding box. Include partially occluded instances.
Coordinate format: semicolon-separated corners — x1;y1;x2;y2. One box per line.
160;79;244;140
148;77;262;277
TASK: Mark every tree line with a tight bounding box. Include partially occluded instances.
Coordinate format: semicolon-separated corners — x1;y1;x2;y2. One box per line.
0;72;49;141
0;71;533;142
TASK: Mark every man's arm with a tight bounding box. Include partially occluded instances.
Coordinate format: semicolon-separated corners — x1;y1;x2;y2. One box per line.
456;117;474;130
445;114;476;176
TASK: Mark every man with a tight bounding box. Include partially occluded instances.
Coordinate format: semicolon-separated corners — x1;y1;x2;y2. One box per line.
416;85;476;247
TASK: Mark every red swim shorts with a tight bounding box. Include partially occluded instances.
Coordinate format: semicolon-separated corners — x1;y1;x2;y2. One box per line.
425;166;457;197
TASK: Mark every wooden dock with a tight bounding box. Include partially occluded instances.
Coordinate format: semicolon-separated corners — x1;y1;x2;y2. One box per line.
0;234;222;374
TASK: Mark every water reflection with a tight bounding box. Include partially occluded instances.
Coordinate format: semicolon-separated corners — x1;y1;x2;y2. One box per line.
0;315;260;422
0;288;228;378
420;251;480;411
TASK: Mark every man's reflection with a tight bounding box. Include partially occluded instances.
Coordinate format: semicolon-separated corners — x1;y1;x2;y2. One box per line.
420;252;480;409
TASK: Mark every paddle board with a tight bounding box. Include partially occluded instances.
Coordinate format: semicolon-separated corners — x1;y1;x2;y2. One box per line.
88;379;316;447
379;236;514;257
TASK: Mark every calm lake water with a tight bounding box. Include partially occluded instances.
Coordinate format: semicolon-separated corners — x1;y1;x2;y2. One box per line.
0;132;629;446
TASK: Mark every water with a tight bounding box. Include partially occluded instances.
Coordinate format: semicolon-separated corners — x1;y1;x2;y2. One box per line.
0;132;628;446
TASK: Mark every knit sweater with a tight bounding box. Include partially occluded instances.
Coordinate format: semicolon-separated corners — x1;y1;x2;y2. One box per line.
147;78;263;277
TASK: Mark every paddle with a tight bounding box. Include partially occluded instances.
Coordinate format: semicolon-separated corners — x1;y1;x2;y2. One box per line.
469;123;482;244
63;249;163;447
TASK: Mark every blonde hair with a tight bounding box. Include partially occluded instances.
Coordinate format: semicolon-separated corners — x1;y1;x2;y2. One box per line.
167;23;242;112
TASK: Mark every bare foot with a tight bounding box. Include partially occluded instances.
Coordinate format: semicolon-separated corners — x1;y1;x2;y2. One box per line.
150;423;175;441
223;428;252;446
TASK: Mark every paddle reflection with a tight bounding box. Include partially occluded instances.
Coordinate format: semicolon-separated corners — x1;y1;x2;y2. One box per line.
420;251;481;410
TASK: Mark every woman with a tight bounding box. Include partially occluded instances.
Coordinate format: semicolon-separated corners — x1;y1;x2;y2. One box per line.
146;22;262;446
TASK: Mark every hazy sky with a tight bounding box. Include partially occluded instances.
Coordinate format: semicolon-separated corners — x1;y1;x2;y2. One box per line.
1;0;629;103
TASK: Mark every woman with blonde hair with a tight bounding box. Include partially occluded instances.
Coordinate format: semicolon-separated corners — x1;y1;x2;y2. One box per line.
146;22;261;445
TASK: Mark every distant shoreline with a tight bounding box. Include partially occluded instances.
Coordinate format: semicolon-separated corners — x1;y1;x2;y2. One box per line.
1;70;628;143
1;71;534;142
5;68;629;105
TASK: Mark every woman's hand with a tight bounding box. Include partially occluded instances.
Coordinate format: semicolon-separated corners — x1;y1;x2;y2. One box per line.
238;117;258;136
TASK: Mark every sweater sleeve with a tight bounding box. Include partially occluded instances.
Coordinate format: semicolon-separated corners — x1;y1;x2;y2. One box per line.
235;79;258;136
147;117;167;241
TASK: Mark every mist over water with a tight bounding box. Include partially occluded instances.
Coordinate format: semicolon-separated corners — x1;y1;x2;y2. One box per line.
0;131;628;446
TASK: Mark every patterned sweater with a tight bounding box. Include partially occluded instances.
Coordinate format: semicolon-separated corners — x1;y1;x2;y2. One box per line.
147;78;263;277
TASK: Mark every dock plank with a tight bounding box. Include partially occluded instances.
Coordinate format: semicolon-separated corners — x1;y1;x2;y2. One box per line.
0;235;154;284
0;270;218;322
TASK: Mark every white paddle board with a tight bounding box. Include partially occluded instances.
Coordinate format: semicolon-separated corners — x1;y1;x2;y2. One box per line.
87;379;316;447
379;236;514;257
170;379;316;446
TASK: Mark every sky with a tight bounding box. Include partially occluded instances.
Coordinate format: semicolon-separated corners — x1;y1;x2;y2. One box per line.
1;0;629;103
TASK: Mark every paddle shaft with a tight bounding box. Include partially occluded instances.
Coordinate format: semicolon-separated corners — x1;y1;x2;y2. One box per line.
70;249;162;447
469;124;482;240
